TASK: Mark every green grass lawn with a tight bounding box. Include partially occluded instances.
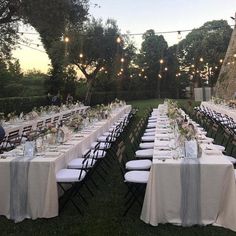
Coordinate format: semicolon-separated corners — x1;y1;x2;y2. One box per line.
0;99;235;236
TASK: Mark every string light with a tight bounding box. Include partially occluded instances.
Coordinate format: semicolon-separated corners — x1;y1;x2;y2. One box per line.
17;23;235;37
79;53;83;58
164;67;168;71
160;59;164;64
64;37;69;43
199;57;204;62
177;31;182;40
141;68;145;72
121;58;124;63
219;59;223;63
158;74;162;78
18;42;46;53
116;36;121;44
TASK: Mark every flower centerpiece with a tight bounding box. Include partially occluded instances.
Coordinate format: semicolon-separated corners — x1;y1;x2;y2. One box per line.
228;100;236;108
167;100;182;119
179;122;200;158
211;96;225;105
24;130;40;158
65;114;83;132
7;111;17;122
179;122;197;141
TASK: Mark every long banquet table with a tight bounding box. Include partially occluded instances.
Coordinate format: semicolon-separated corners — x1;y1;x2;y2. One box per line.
3;105;89;136
201;101;236;122
140;104;236;232
0;105;131;221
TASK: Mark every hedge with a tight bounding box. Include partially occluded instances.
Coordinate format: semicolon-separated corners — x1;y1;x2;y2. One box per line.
0;89;185;114
90;90;157;105
0;96;48;115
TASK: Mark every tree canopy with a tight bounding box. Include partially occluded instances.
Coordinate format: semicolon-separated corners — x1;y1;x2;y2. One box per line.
67;18;124;103
177;20;232;87
0;0;22;59
136;29;168;97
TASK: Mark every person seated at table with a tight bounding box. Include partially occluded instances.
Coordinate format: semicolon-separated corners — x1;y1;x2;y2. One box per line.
0;125;5;153
0;125;5;142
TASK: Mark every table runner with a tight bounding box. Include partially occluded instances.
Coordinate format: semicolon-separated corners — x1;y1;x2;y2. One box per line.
180;158;201;226
10;156;36;222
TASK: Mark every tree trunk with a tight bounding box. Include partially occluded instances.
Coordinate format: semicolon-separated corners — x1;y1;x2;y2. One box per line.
85;79;93;105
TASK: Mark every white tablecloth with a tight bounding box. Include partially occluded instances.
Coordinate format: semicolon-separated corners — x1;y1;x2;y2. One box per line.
141;104;236;232
201;101;236;122
0;105;131;220
3;106;89;136
141;155;236;231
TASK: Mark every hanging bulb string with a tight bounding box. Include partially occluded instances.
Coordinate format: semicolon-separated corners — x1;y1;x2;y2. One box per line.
18;24;235;37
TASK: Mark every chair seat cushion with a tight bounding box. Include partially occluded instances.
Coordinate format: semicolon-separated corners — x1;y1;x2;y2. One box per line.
97;136;116;142
211;144;225;152
141;136;155;142
135;149;153;158
90;150;106;159
126;159;152;170
147;124;156;128
148;120;156;124
56;169;86;182
103;131;112;136
124;171;149;183
145;128;156;133
139;142;155;149
143;132;155;136
68;158;96;169
91;142;111;150
149;117;157;120
223;155;236;164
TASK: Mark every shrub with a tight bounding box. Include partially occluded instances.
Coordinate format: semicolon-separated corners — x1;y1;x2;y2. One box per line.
0;96;48;115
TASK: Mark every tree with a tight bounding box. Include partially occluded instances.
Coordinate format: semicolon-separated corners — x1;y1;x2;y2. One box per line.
177;20;232;88
0;0;22;59
67;18;123;104
0;0;89;86
137;30;168;98
21;0;89;91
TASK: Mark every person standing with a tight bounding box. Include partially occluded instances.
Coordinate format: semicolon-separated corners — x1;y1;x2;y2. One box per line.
66;93;74;104
51;92;61;106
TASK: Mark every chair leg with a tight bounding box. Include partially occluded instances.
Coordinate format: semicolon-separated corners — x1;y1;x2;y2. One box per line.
58;183;83;215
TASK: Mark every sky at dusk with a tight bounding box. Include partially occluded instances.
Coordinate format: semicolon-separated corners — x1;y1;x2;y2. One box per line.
13;0;236;73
